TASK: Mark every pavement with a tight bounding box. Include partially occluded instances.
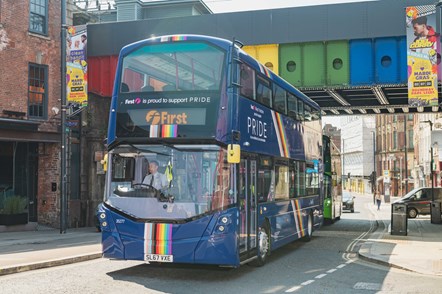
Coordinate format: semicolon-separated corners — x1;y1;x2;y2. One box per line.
0;197;441;277
358;195;442;276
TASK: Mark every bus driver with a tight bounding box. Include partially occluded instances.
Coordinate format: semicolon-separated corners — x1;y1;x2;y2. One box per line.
143;160;168;190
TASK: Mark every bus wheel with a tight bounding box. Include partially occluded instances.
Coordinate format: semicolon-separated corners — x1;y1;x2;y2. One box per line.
252;223;270;267
302;213;313;242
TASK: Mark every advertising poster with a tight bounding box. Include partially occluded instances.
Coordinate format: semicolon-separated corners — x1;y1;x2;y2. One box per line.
66;25;88;107
406;5;439;107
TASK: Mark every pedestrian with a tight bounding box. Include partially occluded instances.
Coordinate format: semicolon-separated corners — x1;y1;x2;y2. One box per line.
375;190;382;211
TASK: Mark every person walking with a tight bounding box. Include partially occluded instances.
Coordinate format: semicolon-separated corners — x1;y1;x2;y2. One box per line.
375;190;382;211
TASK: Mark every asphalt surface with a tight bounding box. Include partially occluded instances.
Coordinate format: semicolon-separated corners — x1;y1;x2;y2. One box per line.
0;193;441;277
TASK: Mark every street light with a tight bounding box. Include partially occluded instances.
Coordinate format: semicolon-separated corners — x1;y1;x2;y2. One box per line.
420;120;438;224
371;131;376;193
60;0;68;234
420;120;434;201
399;156;402;197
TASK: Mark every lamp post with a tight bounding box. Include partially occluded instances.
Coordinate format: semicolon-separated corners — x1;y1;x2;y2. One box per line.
399;156;402;197
371;131;376;191
420;120;440;224
404;114;408;193
421;120;434;202
60;0;67;234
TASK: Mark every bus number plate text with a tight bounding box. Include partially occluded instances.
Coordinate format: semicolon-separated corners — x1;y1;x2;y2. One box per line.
145;254;173;263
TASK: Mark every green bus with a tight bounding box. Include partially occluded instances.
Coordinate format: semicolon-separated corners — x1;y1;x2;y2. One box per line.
323;135;342;223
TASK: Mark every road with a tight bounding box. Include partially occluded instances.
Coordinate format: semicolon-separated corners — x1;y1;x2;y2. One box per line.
1;195;441;293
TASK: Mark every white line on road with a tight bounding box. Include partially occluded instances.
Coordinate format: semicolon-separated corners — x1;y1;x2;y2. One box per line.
285;286;302;293
336;264;346;268
301;280;315;286
315;274;327;279
327;269;337;273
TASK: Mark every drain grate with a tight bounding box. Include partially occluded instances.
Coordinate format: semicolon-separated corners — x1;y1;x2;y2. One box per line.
353;282;382;291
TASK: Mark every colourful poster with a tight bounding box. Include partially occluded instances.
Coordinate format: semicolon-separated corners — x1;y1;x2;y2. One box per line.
66;25;88;107
406;5;439;107
67;63;87;105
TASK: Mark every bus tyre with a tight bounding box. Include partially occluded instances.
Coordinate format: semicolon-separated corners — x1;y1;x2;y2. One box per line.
302;213;313;242
252;223;270;267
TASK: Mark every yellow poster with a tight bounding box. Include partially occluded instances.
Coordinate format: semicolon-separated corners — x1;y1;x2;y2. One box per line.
67;63;87;106
406;5;439;107
66;25;88;107
408;56;438;105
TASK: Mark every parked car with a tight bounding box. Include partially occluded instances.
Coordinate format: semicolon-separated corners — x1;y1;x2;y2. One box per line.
393;187;442;218
342;191;355;213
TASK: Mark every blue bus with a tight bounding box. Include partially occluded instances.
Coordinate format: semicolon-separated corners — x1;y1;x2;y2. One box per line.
97;35;324;267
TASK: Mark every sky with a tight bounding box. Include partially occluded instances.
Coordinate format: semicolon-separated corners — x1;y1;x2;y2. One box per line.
322;116;342;128
204;0;376;13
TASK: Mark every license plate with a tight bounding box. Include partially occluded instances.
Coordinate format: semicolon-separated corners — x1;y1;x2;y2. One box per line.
145;254;173;263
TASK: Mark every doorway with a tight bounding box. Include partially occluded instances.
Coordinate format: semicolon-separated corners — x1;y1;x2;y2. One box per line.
239;157;257;258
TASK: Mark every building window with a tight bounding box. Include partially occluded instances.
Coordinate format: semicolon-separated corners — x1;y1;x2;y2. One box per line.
29;0;48;35
28;63;47;119
393;131;397;149
408;130;414;149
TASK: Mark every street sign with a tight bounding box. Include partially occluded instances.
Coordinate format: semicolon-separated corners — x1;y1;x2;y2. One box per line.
383;170;390;183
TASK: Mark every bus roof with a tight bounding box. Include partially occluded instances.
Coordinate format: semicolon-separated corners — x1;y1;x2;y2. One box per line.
118;34;320;110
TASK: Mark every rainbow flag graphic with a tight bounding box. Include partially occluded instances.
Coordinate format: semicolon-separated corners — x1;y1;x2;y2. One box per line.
161;124;177;138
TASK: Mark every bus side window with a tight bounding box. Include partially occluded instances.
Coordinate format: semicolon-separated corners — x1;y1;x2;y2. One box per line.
287;93;298;120
304;104;312;121
258;157;273;203
256;75;272;107
273;84;287;114
289;161;296;198
274;161;289;200
121;83;129;93
240;63;255;100
298;100;304;121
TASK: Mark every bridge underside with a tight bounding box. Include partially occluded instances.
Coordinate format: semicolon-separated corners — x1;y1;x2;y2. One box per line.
304;84;442;116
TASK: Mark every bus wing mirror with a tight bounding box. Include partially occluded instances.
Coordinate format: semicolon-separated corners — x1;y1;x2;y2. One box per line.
227;144;240;163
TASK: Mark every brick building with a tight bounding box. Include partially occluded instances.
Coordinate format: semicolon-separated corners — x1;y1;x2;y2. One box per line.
0;0;62;228
375;114;414;198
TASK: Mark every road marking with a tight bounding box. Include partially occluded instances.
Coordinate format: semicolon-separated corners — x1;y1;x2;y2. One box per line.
285;286;301;292
315;274;327;279
336;264;346;268
326;269;337;273
301;280;315;286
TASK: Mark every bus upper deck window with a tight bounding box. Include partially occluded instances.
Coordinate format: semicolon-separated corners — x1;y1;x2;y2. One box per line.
240;63;255;99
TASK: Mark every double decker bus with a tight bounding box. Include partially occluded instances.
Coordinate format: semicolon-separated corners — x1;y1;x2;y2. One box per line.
323;135;342;223
97;35;323;267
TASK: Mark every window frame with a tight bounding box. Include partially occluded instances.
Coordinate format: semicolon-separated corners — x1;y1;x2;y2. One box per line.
239;63;256;100
255;74;272;108
273;84;287;114
29;0;48;36
28;63;48;119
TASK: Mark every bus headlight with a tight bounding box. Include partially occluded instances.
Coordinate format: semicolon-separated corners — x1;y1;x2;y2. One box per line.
217;214;231;225
218;225;225;232
102;221;108;227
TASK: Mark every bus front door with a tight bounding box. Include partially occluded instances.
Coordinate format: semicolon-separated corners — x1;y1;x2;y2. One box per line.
239;158;257;259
